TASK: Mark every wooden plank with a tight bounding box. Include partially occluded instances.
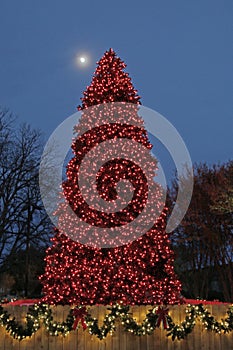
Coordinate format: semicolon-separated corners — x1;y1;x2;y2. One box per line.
77;327;87;350
62;306;76;350
111;318;120;350
121;306;140;350
3;330;14;350
192;306;202;350
221;330;233;350
207;305;214;350
146;306;157;350
3;306;12;350
146;304;156;350
14;306;23;349
212;305;221;350
118;314;127;350
63;329;76;350
98;305;107;350
147;305;164;350
62;305;73;350
173;304;182;350
202;305;210;350
4;306;25;350
9;338;20;350
185;305;195;350
131;305;141;350
87;331;101;350
53;306;64;350
217;304;233;350
0;324;6;350
86;305;101;350
165;305;174;350
20;334;36;349
138;305;146;350
19;336;35;350
220;329;233;350
34;320;48;350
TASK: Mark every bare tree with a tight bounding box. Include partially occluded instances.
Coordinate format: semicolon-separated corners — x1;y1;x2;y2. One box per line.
0;108;52;296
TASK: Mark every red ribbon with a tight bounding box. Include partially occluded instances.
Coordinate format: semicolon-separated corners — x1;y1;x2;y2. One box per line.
73;306;87;330
156;306;169;329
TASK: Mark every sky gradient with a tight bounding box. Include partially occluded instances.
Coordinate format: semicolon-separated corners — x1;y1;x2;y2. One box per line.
0;0;232;177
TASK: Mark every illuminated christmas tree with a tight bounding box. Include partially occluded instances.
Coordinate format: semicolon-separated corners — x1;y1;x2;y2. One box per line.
40;49;182;305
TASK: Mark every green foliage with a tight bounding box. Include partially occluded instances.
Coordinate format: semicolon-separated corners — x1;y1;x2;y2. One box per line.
0;303;232;341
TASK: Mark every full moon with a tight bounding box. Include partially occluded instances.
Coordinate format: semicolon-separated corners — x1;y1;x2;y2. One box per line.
79;57;86;63
76;54;89;68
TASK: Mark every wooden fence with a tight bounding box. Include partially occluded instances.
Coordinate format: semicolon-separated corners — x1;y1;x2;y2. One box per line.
0;304;232;350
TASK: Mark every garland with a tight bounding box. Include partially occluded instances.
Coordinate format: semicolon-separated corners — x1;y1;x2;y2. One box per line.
0;303;232;341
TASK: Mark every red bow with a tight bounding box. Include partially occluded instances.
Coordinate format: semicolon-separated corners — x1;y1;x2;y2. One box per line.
156;306;169;329
73;306;87;330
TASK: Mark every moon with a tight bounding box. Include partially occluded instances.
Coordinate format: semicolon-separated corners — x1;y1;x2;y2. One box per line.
79;57;86;63
77;55;88;67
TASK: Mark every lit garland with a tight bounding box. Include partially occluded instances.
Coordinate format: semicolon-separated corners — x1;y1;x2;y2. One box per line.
0;303;232;341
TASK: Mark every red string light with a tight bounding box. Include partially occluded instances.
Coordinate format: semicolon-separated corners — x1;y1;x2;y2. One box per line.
40;49;182;305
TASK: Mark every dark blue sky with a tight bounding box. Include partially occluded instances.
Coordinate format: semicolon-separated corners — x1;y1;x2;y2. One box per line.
0;0;232;171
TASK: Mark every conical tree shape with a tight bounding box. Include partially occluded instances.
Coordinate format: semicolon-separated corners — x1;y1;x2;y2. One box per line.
78;48;140;109
40;49;182;305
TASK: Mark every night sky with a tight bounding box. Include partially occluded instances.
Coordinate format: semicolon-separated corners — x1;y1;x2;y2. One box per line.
0;0;232;174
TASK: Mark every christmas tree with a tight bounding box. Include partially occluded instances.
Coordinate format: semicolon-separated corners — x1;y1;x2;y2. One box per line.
40;49;182;305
